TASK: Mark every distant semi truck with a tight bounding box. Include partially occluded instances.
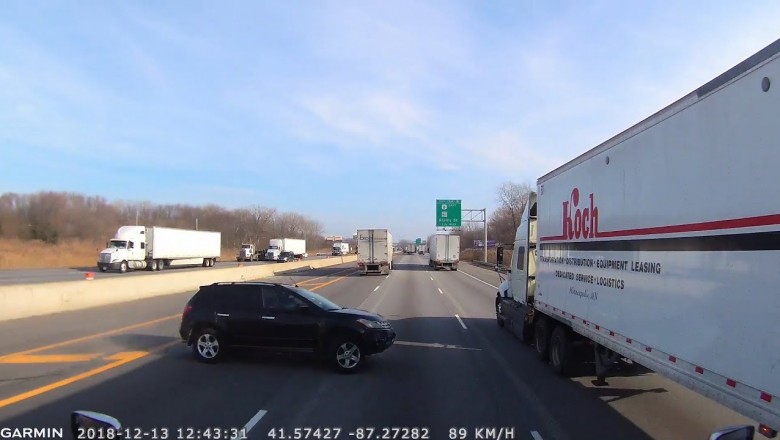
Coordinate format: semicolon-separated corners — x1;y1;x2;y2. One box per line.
332;242;350;256
97;226;221;273
237;243;257;261
265;238;307;261
357;229;393;275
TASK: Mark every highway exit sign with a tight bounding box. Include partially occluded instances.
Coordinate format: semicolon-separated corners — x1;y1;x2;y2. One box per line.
436;199;461;227
415;238;421;245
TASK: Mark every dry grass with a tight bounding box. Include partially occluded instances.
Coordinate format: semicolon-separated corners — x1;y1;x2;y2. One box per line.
0;238;238;269
0;238;105;269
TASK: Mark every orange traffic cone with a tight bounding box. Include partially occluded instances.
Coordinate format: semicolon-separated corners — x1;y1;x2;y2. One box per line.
85;272;94;280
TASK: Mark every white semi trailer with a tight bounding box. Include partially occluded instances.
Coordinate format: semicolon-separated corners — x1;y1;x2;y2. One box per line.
496;39;780;438
97;226;221;273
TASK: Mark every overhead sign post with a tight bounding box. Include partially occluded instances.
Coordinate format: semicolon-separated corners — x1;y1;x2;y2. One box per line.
436;199;462;228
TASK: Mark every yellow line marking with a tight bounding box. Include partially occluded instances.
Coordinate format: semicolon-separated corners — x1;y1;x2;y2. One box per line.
0;314;179;360
0;340;179;409
307;273;355;291
296;267;357;285
0;353;103;364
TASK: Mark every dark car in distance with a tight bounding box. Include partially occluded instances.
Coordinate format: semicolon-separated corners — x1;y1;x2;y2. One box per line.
179;282;396;373
277;251;295;263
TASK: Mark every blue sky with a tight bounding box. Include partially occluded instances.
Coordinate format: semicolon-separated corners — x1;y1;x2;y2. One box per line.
1;1;778;240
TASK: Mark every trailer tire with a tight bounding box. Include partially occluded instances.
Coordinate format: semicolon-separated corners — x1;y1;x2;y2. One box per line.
550;326;572;376
158;260;165;270
534;318;550;361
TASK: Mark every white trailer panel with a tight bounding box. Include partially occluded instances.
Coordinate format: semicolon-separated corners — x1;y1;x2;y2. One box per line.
150;227;221;259
531;41;780;431
429;234;459;270
357;229;393;274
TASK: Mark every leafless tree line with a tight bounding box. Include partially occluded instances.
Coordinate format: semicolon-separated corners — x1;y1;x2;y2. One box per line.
447;181;533;251
0;191;328;250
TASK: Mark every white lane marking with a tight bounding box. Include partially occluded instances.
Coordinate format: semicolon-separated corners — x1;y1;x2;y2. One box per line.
373;286;380;292
454;314;467;330
429;276;434;281
457;269;498;289
437;288;443;295
531;431;544;440
394;340;481;351
236;409;267;438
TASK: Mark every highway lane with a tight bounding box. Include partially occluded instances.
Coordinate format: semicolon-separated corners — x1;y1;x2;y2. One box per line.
0;255;756;439
0;255;331;286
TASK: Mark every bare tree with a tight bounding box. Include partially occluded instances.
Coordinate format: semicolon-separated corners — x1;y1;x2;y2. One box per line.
0;190;334;253
495;181;533;235
488;205;517;245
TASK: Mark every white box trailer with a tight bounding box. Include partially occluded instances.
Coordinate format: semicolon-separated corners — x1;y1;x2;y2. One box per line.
496;39;780;437
266;238;307;261
97;226;221;273
357;229;393;275
428;234;459;271
332;242;350;256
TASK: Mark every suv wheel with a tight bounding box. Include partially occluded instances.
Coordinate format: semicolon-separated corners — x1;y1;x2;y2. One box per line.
328;336;362;374
193;328;223;363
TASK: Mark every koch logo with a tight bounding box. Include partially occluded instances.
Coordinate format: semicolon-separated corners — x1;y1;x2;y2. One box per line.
562;188;599;239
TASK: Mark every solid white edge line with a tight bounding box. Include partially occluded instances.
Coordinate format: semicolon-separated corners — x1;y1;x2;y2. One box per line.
437;288;443;294
531;431;544;440
236;409;267;438
454;314;467;330
373;286;380;292
457;268;498;289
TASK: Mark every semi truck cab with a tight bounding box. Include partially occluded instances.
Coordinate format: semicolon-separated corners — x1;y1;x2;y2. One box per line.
496;192;537;341
97;226;149;272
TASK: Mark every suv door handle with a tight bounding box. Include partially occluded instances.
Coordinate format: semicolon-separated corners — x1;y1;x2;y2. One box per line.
261;316;275;320
216;313;230;317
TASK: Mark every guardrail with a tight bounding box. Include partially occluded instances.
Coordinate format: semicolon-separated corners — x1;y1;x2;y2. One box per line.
467;260;510;274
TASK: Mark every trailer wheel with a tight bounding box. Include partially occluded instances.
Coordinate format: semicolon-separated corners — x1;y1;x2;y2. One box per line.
157;260;165;270
534;318;550;361
550;326;572;376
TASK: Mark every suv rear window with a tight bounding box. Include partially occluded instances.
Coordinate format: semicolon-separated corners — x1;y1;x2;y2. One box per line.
193;284;263;310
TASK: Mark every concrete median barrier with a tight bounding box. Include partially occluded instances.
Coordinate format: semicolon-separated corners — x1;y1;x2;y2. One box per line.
0;255;357;322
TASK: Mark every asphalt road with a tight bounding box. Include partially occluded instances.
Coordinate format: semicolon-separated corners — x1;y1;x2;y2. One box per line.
0;256;331;286
0;254;756;439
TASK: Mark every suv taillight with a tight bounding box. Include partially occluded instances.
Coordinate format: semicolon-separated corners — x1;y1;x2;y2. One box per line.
182;304;193;320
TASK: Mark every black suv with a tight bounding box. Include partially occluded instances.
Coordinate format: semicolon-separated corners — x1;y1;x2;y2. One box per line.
179;282;396;373
277;251;295;263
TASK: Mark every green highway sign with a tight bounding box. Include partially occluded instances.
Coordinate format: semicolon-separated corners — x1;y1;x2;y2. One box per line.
436;199;462;227
415;238;421;245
